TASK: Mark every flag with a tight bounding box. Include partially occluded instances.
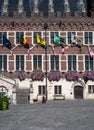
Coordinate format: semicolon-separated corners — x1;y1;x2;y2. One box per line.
20;35;30;48
54;34;65;48
87;46;94;58
3;35;12;49
71;34;82;48
54;35;65;44
51;44;57;58
27;44;36;56
36;34;46;46
10;44;19;55
20;35;24;45
61;45;69;55
23;37;30;45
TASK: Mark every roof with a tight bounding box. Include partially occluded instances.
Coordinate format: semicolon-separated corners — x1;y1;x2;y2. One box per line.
0;0;92;17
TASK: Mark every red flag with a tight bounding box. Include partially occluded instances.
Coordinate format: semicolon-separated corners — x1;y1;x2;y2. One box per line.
87;46;94;58
24;37;30;45
62;46;68;55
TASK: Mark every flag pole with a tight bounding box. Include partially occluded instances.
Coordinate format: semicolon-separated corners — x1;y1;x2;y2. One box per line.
44;23;48;101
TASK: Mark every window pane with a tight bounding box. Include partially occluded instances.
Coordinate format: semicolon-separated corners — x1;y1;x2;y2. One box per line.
50;55;59;71
16;32;24;44
0;55;7;71
33;32;41;44
59;86;61;94
0;32;7;44
68;32;75;44
68;55;76;71
84;32;93;45
16;55;24;71
50;32;59;44
33;55;42;70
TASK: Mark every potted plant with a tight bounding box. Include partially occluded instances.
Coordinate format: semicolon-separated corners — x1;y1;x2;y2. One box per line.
31;71;45;81
83;71;94;83
0;96;9;110
48;71;62;81
0;96;2;110
65;71;79;81
18;72;26;81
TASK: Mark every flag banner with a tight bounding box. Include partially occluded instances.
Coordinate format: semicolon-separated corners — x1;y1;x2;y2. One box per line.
61;45;69;56
3;35;12;49
51;44;57;58
20;35;30;48
20;35;24;45
27;44;36;55
23;37;30;45
36;34;46;46
71;34;82;48
10;44;19;55
54;34;65;46
87;46;94;58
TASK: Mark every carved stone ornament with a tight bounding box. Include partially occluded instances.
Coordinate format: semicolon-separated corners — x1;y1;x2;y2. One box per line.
18;5;23;12
34;6;38;13
3;5;7;12
82;5;86;12
19;0;23;5
4;0;8;5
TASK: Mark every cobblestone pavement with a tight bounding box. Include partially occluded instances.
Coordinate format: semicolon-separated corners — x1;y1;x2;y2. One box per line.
0;100;94;130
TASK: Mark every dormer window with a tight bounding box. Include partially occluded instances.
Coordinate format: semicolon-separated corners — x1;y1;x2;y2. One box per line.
3;5;7;13
4;0;8;5
19;0;23;5
34;0;38;5
18;5;23;13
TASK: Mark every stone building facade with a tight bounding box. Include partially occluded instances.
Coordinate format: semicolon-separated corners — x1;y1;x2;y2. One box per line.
0;0;94;104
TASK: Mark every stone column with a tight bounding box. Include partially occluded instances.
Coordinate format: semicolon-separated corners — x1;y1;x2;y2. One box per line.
79;0;86;16
64;0;70;16
48;0;55;16
18;0;23;16
12;84;17;105
33;0;39;16
29;80;34;104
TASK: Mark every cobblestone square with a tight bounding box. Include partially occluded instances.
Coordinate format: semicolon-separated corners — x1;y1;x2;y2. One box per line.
0;100;94;130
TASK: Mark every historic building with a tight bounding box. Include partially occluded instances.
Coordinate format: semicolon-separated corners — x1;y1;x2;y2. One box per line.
0;0;94;104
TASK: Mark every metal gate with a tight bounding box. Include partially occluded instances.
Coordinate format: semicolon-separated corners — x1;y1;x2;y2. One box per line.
74;86;83;99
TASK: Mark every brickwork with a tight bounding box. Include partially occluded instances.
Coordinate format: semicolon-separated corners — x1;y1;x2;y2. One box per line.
0;10;94;78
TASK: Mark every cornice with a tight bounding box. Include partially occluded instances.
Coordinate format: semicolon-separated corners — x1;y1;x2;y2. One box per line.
0;17;94;31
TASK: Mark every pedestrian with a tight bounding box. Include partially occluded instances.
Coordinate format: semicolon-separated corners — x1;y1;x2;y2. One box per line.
42;96;46;103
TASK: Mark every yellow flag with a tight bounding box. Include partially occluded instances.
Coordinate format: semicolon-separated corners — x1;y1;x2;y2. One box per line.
36;34;46;46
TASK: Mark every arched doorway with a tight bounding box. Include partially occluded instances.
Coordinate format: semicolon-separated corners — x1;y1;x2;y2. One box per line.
0;86;8;96
74;86;83;99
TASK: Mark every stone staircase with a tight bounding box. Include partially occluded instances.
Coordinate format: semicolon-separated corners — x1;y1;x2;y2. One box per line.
16;89;30;104
0;74;15;85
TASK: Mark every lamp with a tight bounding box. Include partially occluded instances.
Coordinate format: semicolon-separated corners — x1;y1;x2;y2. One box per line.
43;23;48;100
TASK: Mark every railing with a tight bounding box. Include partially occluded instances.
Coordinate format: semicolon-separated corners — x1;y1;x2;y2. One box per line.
0;74;15;85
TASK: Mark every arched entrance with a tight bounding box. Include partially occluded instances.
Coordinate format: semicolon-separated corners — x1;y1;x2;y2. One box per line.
0;86;8;96
74;86;83;99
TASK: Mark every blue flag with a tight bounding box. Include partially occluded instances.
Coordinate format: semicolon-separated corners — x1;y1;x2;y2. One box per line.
3;35;12;49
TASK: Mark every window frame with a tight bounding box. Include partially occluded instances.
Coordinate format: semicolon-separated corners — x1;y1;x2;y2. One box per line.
84;55;94;71
16;32;24;45
84;32;93;45
38;85;45;95
54;85;62;95
0;55;7;72
15;55;25;71
33;55;42;71
88;85;94;94
67;55;77;71
50;55;59;71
